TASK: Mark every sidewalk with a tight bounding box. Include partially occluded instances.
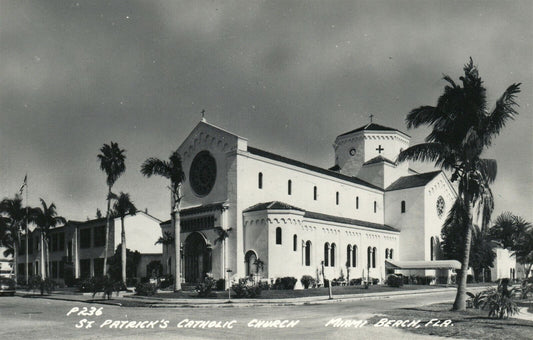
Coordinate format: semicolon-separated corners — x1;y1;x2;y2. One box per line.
15;285;492;308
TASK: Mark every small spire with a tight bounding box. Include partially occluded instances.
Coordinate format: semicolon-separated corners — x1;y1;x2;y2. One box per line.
369;113;374;124
201;109;206;122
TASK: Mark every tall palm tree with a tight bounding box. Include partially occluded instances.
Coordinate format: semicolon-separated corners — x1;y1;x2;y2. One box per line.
34;198;66;279
155;231;174;275
141;149;185;291
111;192;137;285
97;142;126;276
398;58;521;311
0;195;27;280
214;226;232;288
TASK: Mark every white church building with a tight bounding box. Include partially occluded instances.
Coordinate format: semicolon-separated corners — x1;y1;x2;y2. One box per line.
160;119;467;286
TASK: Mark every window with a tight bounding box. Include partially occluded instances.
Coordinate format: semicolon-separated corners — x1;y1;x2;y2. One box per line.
372;247;377;268
346;245;352;267
67;241;73;262
330;243;336;267
385;248;389;259
80;259;91;278
293;234;297;251
356;196;359;209
93;226;106;247
430;236;434;261
336;192;339;205
401;201;406;213
313;186;317;200
324;243;329;266
367;247;372;268
59;232;65;251
352;245;357;267
276;227;282;245
93;258;104;277
288;180;292;195
389;249;393;260
374;201;377;213
305;241;311;266
28;236;33;255
258;172;263;189
80;228;91;248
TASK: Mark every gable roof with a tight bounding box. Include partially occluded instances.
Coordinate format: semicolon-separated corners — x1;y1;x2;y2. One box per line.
338;123;410;138
243;201;398;233
247;147;382;191
385;171;441;191
363;155;396;166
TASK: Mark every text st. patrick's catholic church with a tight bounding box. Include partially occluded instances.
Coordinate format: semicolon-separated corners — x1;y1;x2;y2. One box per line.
160;118;461;287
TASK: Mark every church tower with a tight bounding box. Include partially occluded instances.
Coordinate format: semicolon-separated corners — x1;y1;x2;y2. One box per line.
332;122;411;188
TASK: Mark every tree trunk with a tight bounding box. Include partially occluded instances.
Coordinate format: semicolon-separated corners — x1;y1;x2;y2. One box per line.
121;216;126;285
172;185;181;291
452;200;474;311
13;243;18;281
103;185;112;276
40;232;45;279
46;238;50;279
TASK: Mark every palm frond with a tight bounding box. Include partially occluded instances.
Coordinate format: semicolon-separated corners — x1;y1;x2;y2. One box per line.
483;83;521;145
140;158;171;179
397;143;456;170
477;159;498;184
98;141;126;187
405;106;438;129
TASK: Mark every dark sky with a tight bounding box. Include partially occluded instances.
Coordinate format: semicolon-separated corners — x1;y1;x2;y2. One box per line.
1;0;531;222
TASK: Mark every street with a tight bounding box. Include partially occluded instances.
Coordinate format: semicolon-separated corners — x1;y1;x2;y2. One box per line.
0;291;464;340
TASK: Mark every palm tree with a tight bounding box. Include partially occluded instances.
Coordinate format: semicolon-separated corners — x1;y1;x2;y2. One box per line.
34;199;66;279
398;58;521;311
111;192;137;285
155;231;174;275
490;212;533;278
141;149;185;291
97;142;126;276
214;226;233;288
0;195;27;280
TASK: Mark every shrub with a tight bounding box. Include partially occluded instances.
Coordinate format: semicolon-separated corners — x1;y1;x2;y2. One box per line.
483;287;519;319
159;274;174;289
386;274;403;288
323;279;330;288
372;278;380;285
196;277;216;297
231;279;262;298
274;277;297;290
350;278;362;286
27;275;56;295
126;277;138;287
135;282;157;296
300;275;315;289
466;291;487;309
215;278;226;291
467;274;474;284
79;276;124;299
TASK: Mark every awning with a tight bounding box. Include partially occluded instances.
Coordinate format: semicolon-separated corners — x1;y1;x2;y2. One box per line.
385;260;461;270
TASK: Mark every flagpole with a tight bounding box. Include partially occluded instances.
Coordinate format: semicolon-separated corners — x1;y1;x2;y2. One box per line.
25;175;29;285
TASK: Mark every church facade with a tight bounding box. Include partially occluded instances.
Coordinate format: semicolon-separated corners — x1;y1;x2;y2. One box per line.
161;119;460;286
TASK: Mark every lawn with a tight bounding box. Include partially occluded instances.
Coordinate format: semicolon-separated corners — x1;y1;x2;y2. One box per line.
153;284;449;300
368;302;533;340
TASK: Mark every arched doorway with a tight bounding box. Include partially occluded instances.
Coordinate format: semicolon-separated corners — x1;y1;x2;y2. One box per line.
184;232;212;283
245;250;258;277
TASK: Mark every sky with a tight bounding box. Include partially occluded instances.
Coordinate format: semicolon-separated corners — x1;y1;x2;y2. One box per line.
1;0;532;223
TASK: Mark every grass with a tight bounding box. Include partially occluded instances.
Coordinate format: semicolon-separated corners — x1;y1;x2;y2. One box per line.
153;284;450;300
368;302;533;340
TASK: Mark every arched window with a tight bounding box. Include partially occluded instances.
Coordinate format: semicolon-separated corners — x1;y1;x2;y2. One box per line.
389;249;393;260
385;248;389;259
352;245;357;267
276;227;282;245
346;245;352;267
245;250;257;276
305;241;311;266
324;242;329;266
288;180;292;195
258;172;263;189
430;236;434;261
367;247;372;268
330;243;336;267
356;196;359;209
374;201;377;213
313;186;317;200
293;234;297;251
401;200;406;213
336;192;339;205
372;247;377;268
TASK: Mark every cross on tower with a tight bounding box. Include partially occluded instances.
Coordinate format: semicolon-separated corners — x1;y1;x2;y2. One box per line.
376;145;384;154
201;109;206;122
369;113;374;123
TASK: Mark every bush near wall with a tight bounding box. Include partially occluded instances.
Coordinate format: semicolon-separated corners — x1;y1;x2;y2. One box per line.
300;275;315;289
274;277;297;290
196;277;216;297
386;274;404;288
135;282;157;296
231;279;262;298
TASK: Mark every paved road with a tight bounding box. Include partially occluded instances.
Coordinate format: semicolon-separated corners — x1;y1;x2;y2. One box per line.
1;291;462;339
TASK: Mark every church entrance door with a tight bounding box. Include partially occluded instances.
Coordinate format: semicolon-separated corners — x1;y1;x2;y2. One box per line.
184;232;211;283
